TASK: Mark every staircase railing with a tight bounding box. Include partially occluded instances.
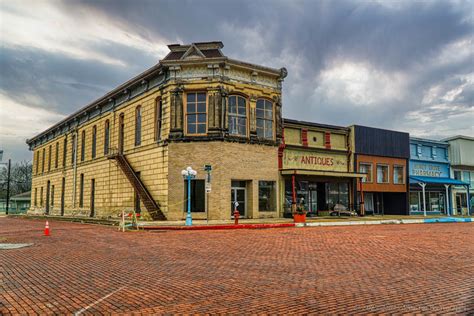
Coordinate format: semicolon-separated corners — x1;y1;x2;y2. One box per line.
107;148;166;220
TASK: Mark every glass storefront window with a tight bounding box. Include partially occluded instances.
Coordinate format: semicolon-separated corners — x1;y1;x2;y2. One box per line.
377;165;389;183
259;181;276;212
429;192;440;212
393;166;404;184
327;182;348;210
410;192;420;212
359;163;372;183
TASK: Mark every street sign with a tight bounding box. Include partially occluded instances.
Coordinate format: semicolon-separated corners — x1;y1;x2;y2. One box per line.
205;182;211;193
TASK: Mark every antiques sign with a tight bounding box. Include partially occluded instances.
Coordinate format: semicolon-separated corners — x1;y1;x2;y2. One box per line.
282;149;347;172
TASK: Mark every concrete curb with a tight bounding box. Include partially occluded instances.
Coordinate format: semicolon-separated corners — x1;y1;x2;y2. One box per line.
300;218;471;227
141;223;296;231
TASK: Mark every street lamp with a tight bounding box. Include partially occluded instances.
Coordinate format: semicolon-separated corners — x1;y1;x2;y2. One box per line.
181;166;197;226
0;150;11;215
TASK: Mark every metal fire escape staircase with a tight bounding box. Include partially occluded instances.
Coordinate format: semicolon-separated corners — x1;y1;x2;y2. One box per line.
108;150;166;220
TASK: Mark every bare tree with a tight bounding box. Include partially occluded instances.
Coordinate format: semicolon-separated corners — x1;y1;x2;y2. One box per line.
0;161;32;199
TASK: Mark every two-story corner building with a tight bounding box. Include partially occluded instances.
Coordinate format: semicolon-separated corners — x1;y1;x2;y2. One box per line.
408;137;467;215
442;135;473;215
279;119;364;217
350;125;410;215
27;41;288;221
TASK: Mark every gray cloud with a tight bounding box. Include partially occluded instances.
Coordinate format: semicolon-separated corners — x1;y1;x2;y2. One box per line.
0;0;473;163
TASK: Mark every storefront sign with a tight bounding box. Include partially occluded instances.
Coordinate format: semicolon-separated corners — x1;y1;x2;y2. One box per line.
409;161;449;178
282;149;347;172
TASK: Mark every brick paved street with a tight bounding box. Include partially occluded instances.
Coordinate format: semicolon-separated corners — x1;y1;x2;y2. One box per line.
1;217;473;315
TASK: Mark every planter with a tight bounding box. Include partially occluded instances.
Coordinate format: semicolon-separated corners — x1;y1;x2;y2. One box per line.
293;213;306;223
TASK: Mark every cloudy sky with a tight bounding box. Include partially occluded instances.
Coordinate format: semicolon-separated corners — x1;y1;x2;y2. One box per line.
0;0;473;162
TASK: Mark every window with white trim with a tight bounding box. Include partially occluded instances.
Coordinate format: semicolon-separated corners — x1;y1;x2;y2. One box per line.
228;95;247;136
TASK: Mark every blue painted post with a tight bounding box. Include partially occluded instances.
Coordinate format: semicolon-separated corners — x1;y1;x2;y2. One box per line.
186;175;192;226
466;185;471;216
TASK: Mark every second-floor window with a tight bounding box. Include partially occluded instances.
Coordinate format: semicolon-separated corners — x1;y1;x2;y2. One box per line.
393;165;404;184
359;163;373;183
228;95;247;136
36;151;40;175
48;145;52;171
135;106;142;146
256;99;273;139
71;134;76;164
155;98;162;140
91;125;97;159
63;138;67;168
186;92;206;135
42;148;45;173
104;120;110;155
81;130;85;162
55;142;59;169
377;164;389;183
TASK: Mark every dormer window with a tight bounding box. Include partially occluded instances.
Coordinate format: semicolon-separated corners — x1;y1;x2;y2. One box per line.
228;95;247;137
186;92;207;135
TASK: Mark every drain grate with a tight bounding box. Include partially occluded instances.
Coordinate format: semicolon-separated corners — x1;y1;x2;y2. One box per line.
0;243;33;250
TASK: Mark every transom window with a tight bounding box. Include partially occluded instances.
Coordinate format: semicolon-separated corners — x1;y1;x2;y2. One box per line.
186;92;207;135
256;99;273;139
228;95;247;136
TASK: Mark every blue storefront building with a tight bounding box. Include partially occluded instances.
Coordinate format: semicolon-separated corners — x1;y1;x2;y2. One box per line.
409;137;469;215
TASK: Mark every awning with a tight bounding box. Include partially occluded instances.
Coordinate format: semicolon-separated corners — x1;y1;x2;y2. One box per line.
281;169;366;178
409;176;469;186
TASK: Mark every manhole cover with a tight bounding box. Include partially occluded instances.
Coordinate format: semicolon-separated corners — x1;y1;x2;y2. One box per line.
0;243;33;250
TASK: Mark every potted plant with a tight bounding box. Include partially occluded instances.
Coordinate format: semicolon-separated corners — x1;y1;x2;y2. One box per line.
293;201;307;223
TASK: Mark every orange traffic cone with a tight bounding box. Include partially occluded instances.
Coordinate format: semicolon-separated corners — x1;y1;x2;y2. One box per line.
44;221;50;236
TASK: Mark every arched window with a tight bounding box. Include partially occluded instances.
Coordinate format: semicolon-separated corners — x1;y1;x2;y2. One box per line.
91;125;97;159
256;99;273;139
135;106;142;146
155;98;162;140
104;120;110;155
228;95;247;136
81;130;86;161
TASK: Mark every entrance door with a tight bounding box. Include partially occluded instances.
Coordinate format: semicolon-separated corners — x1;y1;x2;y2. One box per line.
90;179;95;217
45;180;50;215
309;188;318;214
231;181;246;217
118;113;125;153
365;193;374;214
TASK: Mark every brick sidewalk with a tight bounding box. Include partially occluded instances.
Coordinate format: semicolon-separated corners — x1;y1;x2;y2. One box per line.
1;217;473;314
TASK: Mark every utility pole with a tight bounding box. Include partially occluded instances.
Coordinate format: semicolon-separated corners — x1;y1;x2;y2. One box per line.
6;159;11;215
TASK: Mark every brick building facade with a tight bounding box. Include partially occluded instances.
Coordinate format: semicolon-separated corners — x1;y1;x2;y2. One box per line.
27;42;287;220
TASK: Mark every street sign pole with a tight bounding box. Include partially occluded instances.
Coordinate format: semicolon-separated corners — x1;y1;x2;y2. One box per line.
204;165;212;223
